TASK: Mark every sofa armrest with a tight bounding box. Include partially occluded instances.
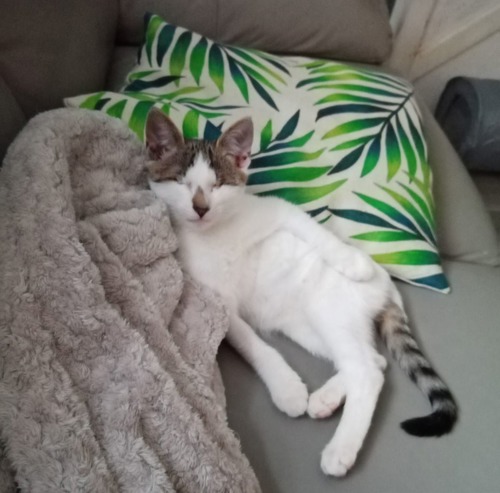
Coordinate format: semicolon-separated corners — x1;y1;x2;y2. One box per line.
420;100;499;265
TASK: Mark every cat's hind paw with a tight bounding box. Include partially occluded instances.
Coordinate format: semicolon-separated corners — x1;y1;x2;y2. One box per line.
307;377;345;419
335;249;375;282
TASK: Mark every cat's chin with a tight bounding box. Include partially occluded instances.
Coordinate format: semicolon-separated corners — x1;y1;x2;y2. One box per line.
185;216;214;230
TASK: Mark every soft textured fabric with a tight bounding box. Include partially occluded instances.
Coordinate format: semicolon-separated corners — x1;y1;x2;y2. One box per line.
219;259;500;493
66;15;448;292
0;108;260;493
117;0;392;63
0;0;118;118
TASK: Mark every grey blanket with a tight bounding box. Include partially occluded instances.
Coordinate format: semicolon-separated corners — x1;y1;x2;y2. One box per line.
0;109;260;493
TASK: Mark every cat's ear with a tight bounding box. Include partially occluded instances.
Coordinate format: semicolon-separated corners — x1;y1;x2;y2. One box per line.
145;108;184;159
218;117;253;169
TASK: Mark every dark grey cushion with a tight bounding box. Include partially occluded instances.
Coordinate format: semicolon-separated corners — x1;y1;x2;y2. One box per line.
0;0;118;118
435;77;500;173
117;0;392;63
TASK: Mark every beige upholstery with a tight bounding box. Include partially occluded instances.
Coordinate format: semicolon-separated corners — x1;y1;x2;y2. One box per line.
471;172;500;237
422;103;499;265
0;0;118;119
117;0;392;62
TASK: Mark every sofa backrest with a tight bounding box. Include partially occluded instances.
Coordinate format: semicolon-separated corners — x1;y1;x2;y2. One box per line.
117;0;392;63
0;0;119;162
0;0;391;163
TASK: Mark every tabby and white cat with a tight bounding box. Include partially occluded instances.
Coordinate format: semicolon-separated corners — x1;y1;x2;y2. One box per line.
145;108;457;477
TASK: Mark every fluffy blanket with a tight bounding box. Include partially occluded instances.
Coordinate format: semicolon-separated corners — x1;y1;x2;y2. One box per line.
0;109;260;493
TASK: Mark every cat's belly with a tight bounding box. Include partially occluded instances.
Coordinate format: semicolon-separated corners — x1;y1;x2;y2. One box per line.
242;231;326;296
239;231;389;335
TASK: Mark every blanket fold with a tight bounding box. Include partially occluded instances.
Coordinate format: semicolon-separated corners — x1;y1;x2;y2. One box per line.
0;109;260;493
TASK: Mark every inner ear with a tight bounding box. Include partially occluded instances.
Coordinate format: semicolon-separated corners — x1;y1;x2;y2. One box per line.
145;108;184;160
217;117;254;169
234;154;249;169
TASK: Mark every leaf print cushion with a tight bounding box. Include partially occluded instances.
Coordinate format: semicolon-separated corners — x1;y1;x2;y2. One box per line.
65;13;449;293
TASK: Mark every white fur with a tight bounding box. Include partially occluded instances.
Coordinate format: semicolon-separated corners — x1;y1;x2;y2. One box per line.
150;158;399;477
185;153;217;194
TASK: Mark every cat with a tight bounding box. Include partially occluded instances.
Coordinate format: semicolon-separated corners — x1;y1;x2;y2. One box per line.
145;108;458;477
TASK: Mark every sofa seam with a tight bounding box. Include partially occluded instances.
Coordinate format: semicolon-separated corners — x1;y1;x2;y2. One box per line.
215;0;219;40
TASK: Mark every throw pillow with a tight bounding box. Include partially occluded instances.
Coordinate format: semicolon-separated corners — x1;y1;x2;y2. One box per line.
65;14;449;293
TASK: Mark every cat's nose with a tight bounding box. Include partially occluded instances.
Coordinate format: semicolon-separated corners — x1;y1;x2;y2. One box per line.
193;205;209;218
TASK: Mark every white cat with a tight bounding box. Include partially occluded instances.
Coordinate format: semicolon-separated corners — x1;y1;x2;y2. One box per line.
145;108;457;477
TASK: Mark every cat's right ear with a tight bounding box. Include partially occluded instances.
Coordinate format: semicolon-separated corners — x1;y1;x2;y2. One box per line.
145;108;184;160
217;117;254;169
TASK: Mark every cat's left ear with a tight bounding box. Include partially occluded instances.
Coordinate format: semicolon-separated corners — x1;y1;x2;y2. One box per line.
218;117;253;169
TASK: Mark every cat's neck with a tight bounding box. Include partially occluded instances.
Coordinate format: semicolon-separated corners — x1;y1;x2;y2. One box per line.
174;207;239;238
174;193;266;241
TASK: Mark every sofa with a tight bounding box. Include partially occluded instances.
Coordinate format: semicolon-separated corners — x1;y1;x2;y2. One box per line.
1;1;499;492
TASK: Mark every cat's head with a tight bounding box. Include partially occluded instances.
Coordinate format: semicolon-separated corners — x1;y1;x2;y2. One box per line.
145;108;253;229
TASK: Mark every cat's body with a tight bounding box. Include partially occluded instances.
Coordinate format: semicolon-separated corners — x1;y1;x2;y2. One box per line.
145;109;457;477
176;191;390;365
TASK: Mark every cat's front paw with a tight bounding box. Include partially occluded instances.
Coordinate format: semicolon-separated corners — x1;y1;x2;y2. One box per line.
335;249;375;282
270;377;309;418
321;441;359;477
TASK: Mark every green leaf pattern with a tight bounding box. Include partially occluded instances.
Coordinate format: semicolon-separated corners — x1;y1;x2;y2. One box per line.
65;14;448;292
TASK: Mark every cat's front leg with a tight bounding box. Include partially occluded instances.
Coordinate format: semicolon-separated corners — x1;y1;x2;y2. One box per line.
281;207;375;282
227;313;309;417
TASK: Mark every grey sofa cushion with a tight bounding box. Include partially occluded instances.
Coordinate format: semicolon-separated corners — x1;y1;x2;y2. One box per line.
0;76;26;163
471;172;500;237
0;0;118;119
218;259;500;492
117;0;392;63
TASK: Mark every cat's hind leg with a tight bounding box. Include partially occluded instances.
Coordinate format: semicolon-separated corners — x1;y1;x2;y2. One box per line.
307;353;386;419
307;373;346;419
309;309;385;476
320;351;385;477
227;312;309;417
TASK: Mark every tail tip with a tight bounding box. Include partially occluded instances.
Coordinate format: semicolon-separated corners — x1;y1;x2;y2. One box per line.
400;409;457;437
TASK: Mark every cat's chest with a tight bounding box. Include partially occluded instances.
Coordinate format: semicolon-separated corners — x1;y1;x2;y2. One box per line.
177;229;245;289
178;225;323;294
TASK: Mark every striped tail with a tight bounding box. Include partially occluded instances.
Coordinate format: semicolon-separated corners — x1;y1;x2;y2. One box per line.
376;301;458;437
